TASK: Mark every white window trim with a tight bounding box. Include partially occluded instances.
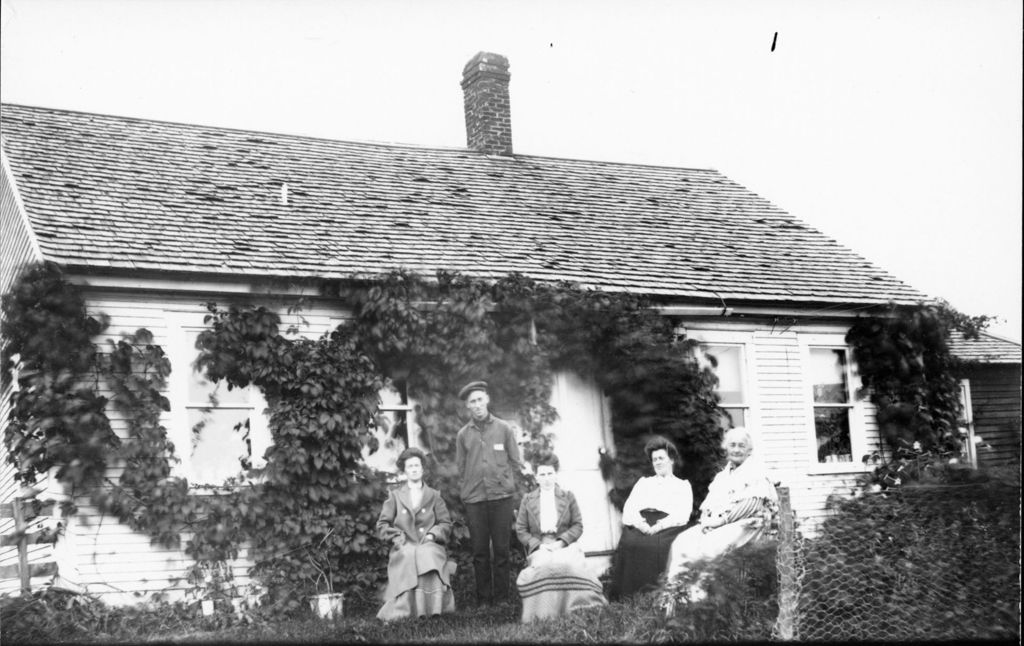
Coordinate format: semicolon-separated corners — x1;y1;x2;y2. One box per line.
362;376;430;480
165;311;271;487
686;329;760;445
957;378;978;468
799;333;871;475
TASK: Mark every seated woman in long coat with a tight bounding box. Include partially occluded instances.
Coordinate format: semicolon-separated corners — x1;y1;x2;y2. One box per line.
376;447;457;621
664;427;778;601
514;453;607;622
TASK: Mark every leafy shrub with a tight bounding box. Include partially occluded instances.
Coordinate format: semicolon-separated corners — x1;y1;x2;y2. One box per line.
661;539;780;642
0;587;265;644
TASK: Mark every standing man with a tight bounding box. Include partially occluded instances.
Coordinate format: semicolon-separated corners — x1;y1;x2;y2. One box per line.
455;381;524;607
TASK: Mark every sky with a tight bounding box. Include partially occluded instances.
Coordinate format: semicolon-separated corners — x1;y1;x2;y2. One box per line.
2;0;1021;341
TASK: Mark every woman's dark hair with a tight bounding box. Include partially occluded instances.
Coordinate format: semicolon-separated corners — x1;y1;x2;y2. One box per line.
643;435;680;465
397;447;428;472
533;452;560;472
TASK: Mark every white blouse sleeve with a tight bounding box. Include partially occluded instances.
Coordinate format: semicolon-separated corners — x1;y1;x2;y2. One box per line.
661;478;693;528
621;477;649;528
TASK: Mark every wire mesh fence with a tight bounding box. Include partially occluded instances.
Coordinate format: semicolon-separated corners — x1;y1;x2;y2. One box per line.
782;481;1020;642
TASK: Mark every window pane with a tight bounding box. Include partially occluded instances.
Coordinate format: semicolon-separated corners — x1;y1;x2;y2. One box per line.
188;373;251;405
814;407;852;463
379;377;408;407
718;407;746;431
362;409;407;473
186;330;250;405
810;348;849;404
705;345;745;405
188;408;253;484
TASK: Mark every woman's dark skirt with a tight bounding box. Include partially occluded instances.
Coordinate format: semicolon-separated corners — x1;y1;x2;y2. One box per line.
610;514;689;599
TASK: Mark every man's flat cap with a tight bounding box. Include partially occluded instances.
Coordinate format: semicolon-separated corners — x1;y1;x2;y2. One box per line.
458;381;489;400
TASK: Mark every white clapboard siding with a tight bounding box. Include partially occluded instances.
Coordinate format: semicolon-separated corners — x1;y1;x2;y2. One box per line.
1;159;43;296
4;276;906;600
42;289;351;604
683;321;884;538
0;160;47;597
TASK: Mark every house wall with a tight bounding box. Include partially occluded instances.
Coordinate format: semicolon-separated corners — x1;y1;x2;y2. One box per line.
965;364;1022;466
685;319;883;537
28;288;349;604
0;158;48;597
3;279;884;601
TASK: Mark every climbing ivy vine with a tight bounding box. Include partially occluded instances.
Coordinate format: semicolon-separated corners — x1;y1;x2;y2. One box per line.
1;262;115;493
846;300;992;487
3;263;728;614
847;300;992;455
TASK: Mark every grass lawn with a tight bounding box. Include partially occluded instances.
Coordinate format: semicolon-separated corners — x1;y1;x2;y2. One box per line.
3;591;701;644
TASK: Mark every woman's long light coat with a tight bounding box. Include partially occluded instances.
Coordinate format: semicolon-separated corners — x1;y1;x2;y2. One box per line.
376;483;454;601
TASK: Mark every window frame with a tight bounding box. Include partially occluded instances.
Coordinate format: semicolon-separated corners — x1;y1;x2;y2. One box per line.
361;375;431;481
800;333;869;474
686;329;759;441
165;311;271;487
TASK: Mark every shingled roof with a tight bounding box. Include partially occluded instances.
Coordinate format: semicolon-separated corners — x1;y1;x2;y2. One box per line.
1;102;925;306
949;331;1022;364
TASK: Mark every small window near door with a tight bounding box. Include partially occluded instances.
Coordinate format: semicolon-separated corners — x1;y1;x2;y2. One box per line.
809;347;854;464
362;377;429;475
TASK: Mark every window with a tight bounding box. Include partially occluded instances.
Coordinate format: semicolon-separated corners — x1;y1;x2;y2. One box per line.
807;346;856;464
167;313;271;486
361;376;429;474
956;379;978;468
700;344;750;430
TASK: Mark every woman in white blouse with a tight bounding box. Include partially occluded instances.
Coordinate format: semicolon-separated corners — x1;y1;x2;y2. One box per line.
514;453;606;622
610;436;694;599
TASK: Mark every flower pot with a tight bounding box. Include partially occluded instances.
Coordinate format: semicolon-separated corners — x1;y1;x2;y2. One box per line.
200;599;215;616
309;592;344;620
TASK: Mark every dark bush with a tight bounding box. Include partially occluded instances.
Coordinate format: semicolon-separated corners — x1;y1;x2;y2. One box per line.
662;539;780;642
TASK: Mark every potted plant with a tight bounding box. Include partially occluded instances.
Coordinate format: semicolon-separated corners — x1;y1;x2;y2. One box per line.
188;560;234;616
306;528;344;620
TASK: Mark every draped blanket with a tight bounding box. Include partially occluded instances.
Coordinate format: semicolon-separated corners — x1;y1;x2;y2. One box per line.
516;545;606;622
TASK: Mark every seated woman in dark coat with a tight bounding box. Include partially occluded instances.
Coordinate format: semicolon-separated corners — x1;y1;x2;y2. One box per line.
376;447;457;621
514;453;607;622
610;436;694;599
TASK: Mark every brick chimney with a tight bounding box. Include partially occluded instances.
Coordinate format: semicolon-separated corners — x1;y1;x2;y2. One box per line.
461;52;513;156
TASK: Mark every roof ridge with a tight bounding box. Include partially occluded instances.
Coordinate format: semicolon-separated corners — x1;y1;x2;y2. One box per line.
0;101;722;174
0;101;469;154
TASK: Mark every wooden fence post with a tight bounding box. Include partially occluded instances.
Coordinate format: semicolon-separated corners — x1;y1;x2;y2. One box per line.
1;498;58;594
12;497;31;595
774;485;797;640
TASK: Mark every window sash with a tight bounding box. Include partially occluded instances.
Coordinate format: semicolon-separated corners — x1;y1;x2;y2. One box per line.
362;377;429;474
805;342;860;467
167;312;270;486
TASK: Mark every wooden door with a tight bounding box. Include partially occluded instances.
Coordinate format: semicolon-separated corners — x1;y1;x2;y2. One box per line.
545;371;620;557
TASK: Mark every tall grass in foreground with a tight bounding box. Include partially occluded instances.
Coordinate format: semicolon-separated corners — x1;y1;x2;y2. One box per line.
2;541;780;644
2;590;713;644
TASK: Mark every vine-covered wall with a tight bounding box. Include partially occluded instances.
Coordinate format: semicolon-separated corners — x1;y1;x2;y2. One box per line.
1;264;724;612
3;263;988;608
